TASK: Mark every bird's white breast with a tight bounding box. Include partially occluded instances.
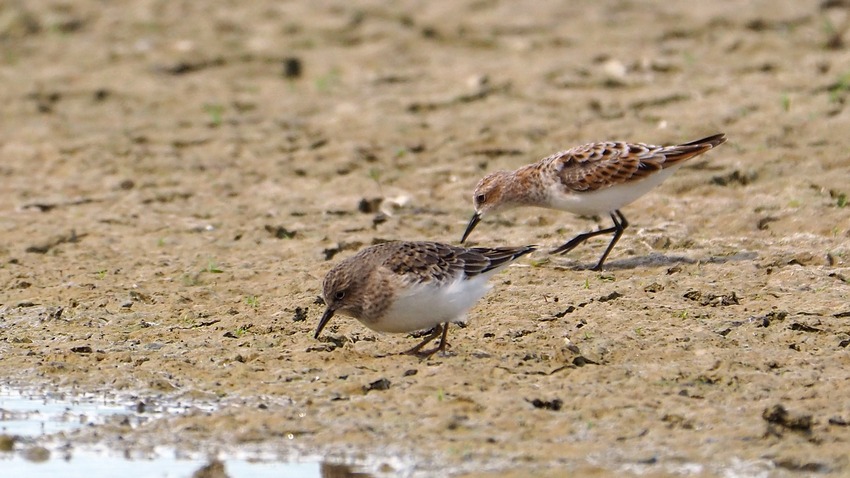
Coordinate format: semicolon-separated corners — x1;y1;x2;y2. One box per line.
367;273;494;333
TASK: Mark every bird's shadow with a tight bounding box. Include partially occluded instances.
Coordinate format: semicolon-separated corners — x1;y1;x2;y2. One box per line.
552;250;759;271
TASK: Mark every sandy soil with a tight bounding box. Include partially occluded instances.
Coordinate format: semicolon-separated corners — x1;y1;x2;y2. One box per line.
2;0;850;476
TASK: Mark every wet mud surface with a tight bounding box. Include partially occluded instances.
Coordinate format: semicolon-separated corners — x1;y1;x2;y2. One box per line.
1;1;850;476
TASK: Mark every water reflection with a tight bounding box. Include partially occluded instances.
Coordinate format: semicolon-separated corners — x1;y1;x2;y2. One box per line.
1;387;135;436
0;449;324;478
0;386;394;478
0;386;215;437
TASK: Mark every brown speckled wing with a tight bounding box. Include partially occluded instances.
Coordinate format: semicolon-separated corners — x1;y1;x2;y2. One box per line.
383;242;466;285
382;242;535;284
547;133;726;192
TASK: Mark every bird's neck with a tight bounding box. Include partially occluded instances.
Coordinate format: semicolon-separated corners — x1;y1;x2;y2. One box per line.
503;164;546;207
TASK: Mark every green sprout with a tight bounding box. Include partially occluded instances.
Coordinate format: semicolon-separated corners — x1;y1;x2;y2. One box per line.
315;67;340;91
181;273;202;286
205;260;223;274
203;103;224;126
368;168;384;195
835;192;847;208
828;72;850;103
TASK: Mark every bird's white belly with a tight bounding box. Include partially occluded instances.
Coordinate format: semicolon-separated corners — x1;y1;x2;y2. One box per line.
366;275;494;333
546;166;681;216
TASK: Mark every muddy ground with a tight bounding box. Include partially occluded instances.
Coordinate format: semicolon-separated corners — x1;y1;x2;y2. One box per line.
1;1;849;476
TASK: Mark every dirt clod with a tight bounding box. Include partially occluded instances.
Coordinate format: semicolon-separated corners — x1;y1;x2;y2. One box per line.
763;404;814;435
293;307;308;322
527;398;563;411
264;225;297;239
364;378;391;393
192;459;230;478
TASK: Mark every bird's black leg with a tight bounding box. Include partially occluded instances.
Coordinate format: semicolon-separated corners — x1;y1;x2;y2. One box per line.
436;322;450;352
402;324;444;357
551;210;629;270
403;323;452;358
591;210;628;271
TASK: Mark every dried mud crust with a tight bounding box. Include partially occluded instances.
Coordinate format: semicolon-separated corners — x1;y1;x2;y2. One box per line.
1;1;849;476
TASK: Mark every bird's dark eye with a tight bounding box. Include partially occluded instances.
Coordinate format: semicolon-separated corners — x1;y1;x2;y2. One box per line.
334;291;346;300
476;193;486;203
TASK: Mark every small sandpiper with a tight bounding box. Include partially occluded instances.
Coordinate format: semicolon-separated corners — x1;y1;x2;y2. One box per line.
315;241;535;357
461;134;726;270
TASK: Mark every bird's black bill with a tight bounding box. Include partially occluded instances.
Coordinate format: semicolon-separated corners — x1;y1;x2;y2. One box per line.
460;212;481;243
314;307;335;339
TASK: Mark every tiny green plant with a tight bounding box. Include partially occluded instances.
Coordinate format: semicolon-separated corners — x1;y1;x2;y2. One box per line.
823;15;838;38
583;278;590;289
182;273;202;286
205;260;223;274
828;72;850;103
822;14;848;49
245;296;259;308
781;93;791;112
180;274;201;287
315;67;340;91
368;168;384;195
679;310;689;319
203;103;224;126
95;269;107;279
835;192;847;208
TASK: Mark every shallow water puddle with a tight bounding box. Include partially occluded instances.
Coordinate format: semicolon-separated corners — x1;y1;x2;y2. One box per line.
0;450;323;478
0;387;376;478
0;387;138;436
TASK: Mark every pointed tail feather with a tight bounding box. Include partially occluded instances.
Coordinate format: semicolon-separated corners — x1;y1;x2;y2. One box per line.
474;245;537;274
662;133;727;165
680;133;727;149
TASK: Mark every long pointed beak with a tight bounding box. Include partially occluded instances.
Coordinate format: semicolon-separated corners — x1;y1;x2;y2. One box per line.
460;212;481;243
314;307;336;339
